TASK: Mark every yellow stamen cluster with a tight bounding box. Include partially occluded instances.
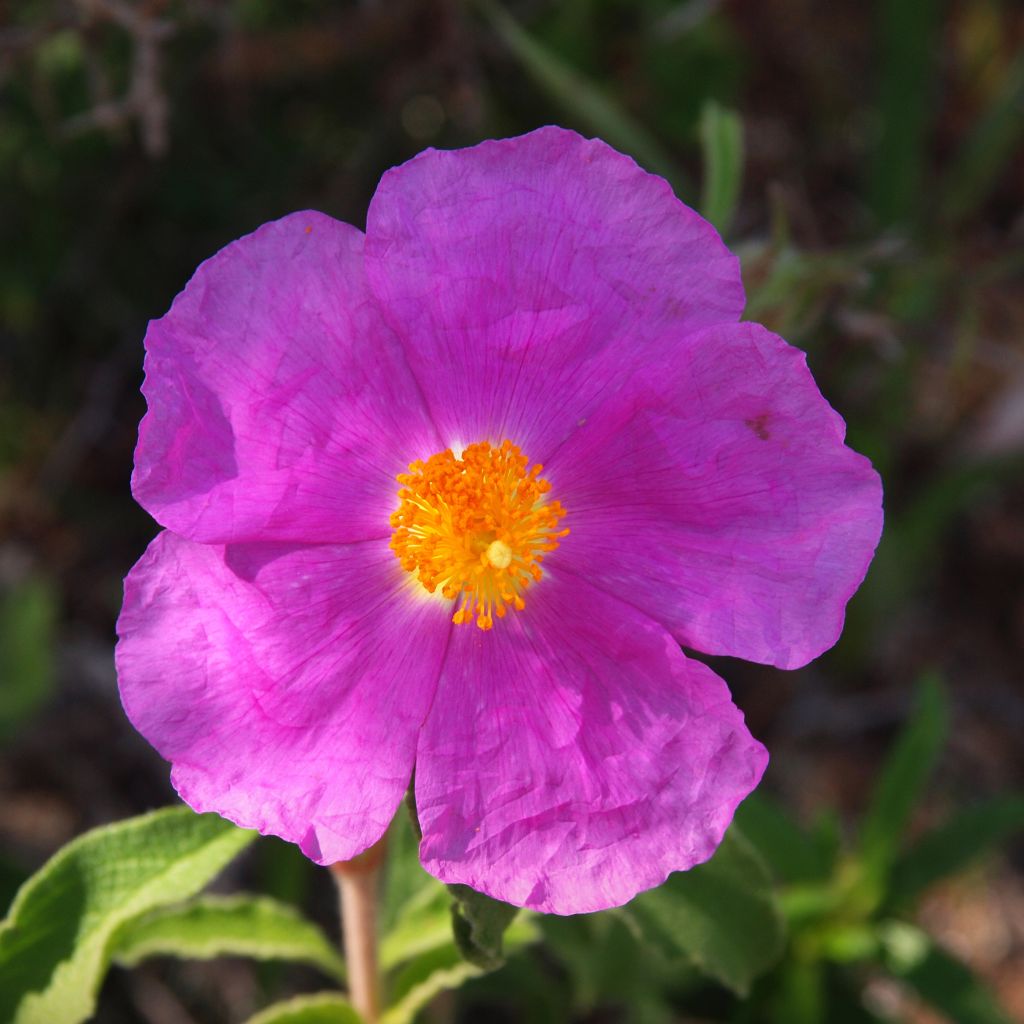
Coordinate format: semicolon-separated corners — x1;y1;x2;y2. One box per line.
389;440;568;631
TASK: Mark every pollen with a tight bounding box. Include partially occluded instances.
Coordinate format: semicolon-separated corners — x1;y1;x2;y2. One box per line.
389;439;569;631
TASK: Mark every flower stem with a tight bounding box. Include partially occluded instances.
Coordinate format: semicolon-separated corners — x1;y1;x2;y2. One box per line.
330;834;387;1023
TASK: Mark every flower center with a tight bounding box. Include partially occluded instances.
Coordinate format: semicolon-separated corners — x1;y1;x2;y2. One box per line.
389;439;568;631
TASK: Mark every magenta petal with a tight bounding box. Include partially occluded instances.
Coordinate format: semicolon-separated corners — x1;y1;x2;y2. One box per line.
547;322;884;669
133;211;440;544
116;531;450;862
364;127;743;459
414;574;767;914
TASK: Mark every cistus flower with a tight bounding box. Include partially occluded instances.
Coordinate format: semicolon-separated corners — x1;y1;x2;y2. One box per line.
115;127;883;914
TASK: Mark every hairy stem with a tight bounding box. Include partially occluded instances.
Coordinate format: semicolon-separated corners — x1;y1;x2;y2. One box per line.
329;834;387;1022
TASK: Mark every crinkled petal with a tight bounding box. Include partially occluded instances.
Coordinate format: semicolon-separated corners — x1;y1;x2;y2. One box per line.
116;531;450;862
414;572;767;914
364;126;743;460
546;322;884;669
133;211;440;544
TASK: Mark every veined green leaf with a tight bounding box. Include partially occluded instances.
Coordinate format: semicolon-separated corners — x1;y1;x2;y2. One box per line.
244;992;362;1024
385;910;536;1023
111;893;344;980
698;99;744;236
383;962;480;1024
888;795;1024;906
0;806;255;1024
626;826;785;995
860;673;947;892
382;943;482;1024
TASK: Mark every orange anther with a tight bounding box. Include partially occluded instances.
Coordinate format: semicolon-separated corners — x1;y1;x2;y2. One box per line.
389;440;567;631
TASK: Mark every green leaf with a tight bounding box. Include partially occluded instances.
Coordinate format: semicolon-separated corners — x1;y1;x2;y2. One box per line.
382;944;482;1024
888;795;1024;906
698;99;744;236
382;796;535;973
475;0;690;197
0;806;255;1024
380;794;432;936
809;806;843;873
733;793;833;884
110;893;344;981
378;804;459;971
543;912;679;1019
821;923;880;964
384;963;481;1024
244;993;362;1024
447;883;519;970
0;576;55;739
626;826;785;996
869;0;942;224
877;921;1014;1024
769;957;825;1024
778;882;846;926
859;673;947;891
380;885;453;972
384;909;537;1024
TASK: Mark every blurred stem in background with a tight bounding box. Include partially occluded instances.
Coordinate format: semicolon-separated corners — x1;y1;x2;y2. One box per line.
870;0;944;226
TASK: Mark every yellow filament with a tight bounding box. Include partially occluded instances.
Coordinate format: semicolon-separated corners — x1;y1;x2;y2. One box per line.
389;440;568;630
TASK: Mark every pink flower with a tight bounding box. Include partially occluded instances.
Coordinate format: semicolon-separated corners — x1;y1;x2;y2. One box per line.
116;127;882;914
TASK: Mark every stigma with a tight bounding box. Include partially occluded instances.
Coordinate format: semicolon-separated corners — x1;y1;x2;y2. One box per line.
389;439;568;631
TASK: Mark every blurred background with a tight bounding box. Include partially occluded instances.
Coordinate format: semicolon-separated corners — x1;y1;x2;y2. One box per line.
1;1;1023;1022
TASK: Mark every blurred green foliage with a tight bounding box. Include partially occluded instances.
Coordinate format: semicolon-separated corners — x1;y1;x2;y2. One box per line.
0;576;55;739
4;679;1022;1022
